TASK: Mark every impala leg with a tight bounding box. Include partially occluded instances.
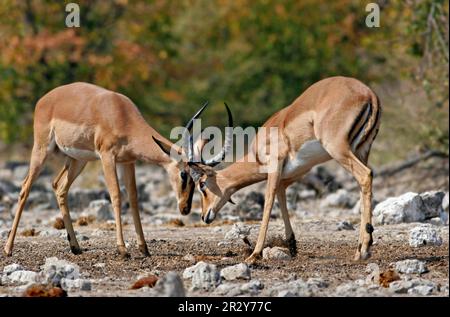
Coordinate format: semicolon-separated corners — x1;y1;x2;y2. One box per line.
101;154;128;258
245;163;282;264
327;147;374;261
53;158;87;255
276;185;297;256
4;146;48;256
121;163;149;256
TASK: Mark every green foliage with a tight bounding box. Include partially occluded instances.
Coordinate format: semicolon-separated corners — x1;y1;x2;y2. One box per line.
0;0;448;160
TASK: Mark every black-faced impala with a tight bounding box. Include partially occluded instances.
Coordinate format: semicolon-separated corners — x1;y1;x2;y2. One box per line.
188;76;382;264
3;82;232;258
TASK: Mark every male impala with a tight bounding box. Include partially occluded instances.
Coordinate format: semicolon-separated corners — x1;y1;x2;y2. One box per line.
3;82;231;258
189;76;381;263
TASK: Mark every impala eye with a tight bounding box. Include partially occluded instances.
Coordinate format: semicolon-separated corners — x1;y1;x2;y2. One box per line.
199;181;207;191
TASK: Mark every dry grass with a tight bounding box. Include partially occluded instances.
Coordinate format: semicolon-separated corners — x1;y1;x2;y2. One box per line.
21;228;37;237
23;284;67;297
53;217;65;230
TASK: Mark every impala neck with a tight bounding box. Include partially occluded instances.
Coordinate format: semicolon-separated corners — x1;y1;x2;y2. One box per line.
131;120;173;166
216;155;267;194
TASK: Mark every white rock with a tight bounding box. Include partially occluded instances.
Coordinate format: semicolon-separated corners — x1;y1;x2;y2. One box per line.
224;223;251;241
409;224;443;247
443;192;449;212
154;271;185;297
373;192;424;225
262;247;291;260
4;270;37;285
240;279;264;294
336;221;354;231
420;191;445;219
272;279;312;297
408;285;435;296
220;263;251;281
306;277;329;289
365;263;380;285
88;199;113;221
320;189;355;209
214;283;242;296
40;257;80;286
3;263;24;275
277;290;296;297
389;278;437;294
61;278;92;291
190;262;220;291
394;259;428;274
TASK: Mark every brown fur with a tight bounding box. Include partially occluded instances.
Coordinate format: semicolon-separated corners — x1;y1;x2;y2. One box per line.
193;77;382;263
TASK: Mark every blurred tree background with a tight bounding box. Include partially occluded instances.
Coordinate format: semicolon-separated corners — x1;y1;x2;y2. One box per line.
0;0;448;165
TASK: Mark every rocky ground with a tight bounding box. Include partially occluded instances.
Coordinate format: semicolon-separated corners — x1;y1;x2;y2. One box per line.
0;155;448;297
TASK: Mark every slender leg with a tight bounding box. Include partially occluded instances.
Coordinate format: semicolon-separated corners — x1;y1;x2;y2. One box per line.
245;162;283;264
100;153;128;258
52;157;70;190
326;145;374;261
276;184;297;256
53;158;87;254
4;146;48;256
121;163;149;256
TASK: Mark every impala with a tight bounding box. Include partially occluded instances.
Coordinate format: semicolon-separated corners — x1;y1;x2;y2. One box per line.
188;76;381;263
3;82;231;258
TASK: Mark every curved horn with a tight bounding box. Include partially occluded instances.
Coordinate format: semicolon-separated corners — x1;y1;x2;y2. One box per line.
183;101;209;162
203;103;233;166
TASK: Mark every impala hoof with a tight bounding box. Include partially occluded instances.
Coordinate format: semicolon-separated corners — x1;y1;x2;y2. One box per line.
245;253;261;265
117;246;130;259
139;244;150;257
4;246;12;257
70;246;83;255
353;250;371;261
287;236;297;257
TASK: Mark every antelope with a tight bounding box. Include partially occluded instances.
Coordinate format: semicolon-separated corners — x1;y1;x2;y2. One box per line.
3;82;231;258
188;76;381;264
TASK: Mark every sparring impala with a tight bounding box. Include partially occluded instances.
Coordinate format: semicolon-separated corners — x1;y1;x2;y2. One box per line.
3;82;231;258
188;76;381;264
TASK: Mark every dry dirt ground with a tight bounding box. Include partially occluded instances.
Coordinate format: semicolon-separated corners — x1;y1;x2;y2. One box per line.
0;156;448;297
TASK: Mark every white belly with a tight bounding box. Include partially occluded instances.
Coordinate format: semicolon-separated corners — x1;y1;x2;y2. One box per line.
58;145;100;161
282;140;331;179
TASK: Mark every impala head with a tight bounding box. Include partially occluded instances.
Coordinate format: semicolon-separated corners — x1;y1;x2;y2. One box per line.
189;163;234;224
153;102;210;215
187;103;234;224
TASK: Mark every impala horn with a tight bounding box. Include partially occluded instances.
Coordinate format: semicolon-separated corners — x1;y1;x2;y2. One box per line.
183;101;209;162
201;103;233;166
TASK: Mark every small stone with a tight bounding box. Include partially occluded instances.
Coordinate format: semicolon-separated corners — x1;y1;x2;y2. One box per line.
190;262;220;291
3;263;24;275
373;192;424;225
40;257;80;286
320;189;355;209
262;247;291;260
61;278;92;291
336;221;354;231
365;263;380;285
224;223;251;241
215;283;242;296
409;224;443;247
4;270;38;285
154;271;185;297
394;259;428;274
220;263;251;281
88;199;113;221
240;279;264;294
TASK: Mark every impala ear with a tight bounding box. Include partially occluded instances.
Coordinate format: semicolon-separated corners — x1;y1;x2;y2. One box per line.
152;136;173;157
188;162;216;182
